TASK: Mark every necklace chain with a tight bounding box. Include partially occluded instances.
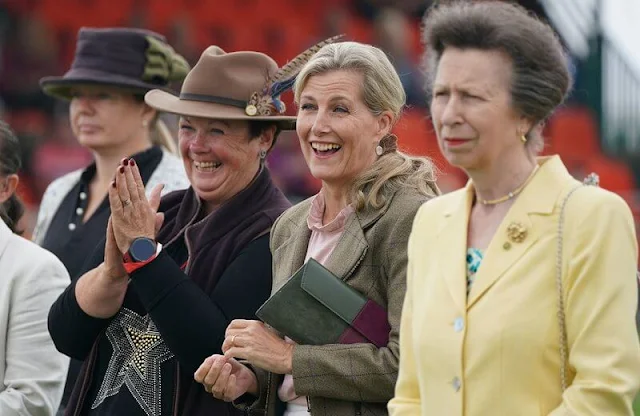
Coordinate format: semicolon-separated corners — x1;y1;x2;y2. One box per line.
477;165;540;205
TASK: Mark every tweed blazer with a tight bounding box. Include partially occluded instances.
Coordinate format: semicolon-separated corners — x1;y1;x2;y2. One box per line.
242;188;432;416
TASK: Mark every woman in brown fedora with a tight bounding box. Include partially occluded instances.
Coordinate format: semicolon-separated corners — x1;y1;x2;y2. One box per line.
194;41;440;416
46;40;337;415
34;27;191;414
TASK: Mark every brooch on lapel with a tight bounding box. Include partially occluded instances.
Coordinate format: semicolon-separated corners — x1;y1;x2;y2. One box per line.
583;172;600;186
506;222;528;243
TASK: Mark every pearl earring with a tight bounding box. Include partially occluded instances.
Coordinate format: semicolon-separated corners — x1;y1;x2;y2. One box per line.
375;144;384;156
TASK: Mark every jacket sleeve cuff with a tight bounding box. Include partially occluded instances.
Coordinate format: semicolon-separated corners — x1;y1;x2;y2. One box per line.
232;362;269;413
290;344;315;396
128;250;188;311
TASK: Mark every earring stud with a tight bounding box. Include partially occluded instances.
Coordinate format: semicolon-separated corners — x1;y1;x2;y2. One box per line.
375;145;384;156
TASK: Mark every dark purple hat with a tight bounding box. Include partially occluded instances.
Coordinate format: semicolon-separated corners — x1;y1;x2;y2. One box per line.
40;27;190;100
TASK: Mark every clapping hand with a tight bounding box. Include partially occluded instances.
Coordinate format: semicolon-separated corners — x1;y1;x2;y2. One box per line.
108;158;164;254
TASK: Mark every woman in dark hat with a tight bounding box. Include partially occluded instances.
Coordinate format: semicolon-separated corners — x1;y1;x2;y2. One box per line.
33;27;191;414
46;40;335;415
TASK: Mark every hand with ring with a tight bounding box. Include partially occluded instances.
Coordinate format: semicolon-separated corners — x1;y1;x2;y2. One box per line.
222;319;294;375
108;157;165;255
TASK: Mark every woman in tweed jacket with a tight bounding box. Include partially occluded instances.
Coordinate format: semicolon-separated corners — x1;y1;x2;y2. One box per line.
195;41;440;416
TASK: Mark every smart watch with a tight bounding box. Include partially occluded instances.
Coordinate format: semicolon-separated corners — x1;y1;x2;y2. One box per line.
124;237;157;263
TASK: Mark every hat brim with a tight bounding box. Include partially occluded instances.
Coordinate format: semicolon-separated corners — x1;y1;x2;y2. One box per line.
145;89;297;130
40;68;172;100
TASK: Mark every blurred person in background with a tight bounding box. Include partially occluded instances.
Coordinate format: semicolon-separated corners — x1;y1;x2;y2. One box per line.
389;2;640;415
354;0;429;20
0;16;59;112
33;27;190;415
0;120;70;415
195;41;440;416
266;130;322;203
46;44;307;415
373;7;425;108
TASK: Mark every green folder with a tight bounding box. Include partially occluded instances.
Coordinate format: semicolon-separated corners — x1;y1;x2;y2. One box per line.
256;258;390;347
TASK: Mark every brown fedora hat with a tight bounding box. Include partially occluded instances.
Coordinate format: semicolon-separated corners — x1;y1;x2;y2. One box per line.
145;36;343;130
40;27;190;100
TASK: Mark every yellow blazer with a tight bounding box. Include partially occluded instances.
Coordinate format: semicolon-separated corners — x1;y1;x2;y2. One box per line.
389;156;640;416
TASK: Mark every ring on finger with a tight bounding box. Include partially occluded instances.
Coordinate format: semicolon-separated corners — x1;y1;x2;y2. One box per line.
231;335;237;345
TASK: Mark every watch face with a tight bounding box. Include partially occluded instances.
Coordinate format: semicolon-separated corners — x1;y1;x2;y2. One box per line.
130;238;156;262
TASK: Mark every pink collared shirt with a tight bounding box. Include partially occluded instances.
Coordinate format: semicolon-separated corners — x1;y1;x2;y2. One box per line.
278;192;355;408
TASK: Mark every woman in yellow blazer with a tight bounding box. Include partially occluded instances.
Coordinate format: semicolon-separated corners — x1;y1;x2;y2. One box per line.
389;2;640;416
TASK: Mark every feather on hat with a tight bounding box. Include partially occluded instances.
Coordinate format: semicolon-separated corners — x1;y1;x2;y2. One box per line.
245;34;345;117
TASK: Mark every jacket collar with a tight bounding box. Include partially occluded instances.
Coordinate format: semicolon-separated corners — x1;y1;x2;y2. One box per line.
436;155;575;311
280;187;399;283
162;165;280;247
0;219;10;258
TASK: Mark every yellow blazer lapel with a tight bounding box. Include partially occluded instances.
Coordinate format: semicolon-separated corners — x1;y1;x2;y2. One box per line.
436;185;474;312
466;202;537;309
466;157;564;309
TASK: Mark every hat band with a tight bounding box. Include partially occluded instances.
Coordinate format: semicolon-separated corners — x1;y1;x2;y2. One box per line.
180;93;246;109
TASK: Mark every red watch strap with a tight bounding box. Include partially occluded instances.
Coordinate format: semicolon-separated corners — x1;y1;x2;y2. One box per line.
123;252;134;264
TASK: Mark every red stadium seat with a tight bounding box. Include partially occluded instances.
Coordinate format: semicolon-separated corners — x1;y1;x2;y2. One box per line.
546;106;600;165
394;110;466;192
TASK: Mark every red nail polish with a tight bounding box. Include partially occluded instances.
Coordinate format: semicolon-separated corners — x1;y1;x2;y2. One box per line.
129;159;136;166
120;158;128;166
119;166;125;174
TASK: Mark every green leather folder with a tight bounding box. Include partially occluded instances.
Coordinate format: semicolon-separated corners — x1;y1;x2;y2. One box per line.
256;258;368;345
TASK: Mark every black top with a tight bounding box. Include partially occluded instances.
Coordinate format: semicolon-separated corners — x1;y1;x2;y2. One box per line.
48;168;292;416
41;146;162;409
49;233;273;416
41;146;163;280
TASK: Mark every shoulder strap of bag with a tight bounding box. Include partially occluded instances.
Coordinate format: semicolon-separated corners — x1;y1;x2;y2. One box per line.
555;173;601;391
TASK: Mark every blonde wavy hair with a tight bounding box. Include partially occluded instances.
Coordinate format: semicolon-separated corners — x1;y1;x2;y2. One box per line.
294;41;440;210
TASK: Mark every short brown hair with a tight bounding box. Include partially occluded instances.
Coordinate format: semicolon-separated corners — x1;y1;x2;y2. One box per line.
422;1;572;151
